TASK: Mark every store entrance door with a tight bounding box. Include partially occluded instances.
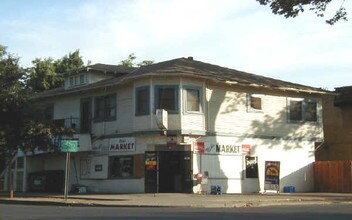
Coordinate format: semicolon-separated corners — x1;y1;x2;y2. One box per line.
159;151;192;193
144;151;192;193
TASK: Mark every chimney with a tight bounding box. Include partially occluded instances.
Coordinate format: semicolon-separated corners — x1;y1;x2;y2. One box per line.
187;56;193;61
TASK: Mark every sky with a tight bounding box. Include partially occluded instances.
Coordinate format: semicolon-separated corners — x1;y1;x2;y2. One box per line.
0;0;351;90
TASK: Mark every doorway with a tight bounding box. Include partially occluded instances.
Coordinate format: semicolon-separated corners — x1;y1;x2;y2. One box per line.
80;98;92;133
145;151;193;193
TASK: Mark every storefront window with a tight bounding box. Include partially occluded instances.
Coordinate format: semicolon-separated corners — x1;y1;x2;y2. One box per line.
109;156;134;179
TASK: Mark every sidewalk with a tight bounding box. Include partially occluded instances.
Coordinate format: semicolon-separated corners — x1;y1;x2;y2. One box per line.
1;192;352;208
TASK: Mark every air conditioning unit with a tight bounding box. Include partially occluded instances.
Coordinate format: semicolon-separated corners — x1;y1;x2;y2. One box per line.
156;109;168;130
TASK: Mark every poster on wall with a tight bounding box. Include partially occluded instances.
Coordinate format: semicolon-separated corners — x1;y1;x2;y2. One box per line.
264;161;280;192
80;158;92;179
145;152;157;170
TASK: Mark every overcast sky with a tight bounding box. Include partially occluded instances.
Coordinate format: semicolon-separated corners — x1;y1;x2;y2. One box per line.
0;0;351;90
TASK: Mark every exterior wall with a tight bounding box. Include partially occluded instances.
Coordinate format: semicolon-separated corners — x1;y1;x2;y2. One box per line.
207;83;323;140
88;72;113;84
180;78;206;132
20;74;324;194
91;84;134;136
54;96;81;120
191;135;315;194
317;95;352;160
133;77;205;132
68;136;153;193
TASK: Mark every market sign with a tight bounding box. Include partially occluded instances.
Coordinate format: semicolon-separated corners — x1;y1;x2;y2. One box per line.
109;137;136;152
60;139;79;152
204;143;242;155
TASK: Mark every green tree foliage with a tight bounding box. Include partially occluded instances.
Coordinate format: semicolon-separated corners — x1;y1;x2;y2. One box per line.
28;58;59;93
0;45;27;158
0;45;74;169
119;53;137;67
119;53;154;67
28;49;84;93
54;49;84;74
257;0;348;25
137;60;155;67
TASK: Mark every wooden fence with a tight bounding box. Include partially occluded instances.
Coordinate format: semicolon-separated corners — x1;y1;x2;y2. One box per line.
314;161;352;193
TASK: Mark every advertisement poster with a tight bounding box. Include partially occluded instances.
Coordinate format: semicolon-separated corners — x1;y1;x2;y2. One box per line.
264;161;280;192
145;152;157;170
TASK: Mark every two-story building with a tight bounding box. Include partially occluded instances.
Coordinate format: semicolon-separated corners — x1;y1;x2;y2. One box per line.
6;57;330;194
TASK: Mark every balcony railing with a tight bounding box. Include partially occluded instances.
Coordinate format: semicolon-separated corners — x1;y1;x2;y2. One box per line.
53;117;90;133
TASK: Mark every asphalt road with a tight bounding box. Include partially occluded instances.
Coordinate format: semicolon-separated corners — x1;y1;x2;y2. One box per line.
1;203;352;220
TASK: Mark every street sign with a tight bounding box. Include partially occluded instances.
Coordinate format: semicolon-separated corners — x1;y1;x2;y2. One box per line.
59;139;79;201
60;139;79;152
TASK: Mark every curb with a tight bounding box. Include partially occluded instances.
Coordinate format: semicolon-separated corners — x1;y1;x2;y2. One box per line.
0;199;170;208
1;196;352;208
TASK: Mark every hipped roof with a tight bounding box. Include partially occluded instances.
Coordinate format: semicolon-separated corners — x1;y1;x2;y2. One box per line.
32;57;329;99
59;63;136;77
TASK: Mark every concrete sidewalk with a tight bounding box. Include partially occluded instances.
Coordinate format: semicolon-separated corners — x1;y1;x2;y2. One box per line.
1;192;352;208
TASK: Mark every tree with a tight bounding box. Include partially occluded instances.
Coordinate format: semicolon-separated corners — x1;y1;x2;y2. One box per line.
257;0;348;25
27;58;59;93
54;49;84;74
137;60;155;67
119;53;137;67
0;45;27;158
0;45;73;178
27;49;84;93
119;53;154;67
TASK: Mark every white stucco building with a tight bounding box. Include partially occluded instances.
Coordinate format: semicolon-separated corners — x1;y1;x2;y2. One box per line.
4;57;329;194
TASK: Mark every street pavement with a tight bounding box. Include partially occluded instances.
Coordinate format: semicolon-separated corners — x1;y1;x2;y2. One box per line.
1;192;352;208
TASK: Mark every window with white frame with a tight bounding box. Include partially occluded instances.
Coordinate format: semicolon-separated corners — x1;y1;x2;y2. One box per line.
185;87;201;112
288;98;318;122
248;94;263;112
68;74;86;87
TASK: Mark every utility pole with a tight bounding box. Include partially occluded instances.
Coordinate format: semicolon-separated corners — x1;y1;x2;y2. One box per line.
7;163;13;198
64;152;71;201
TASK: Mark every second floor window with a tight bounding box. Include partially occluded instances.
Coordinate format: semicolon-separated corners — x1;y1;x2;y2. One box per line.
80;74;85;84
185;88;201;112
155;85;179;114
135;86;150;115
94;94;116;122
288;99;318;122
248;94;263;112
